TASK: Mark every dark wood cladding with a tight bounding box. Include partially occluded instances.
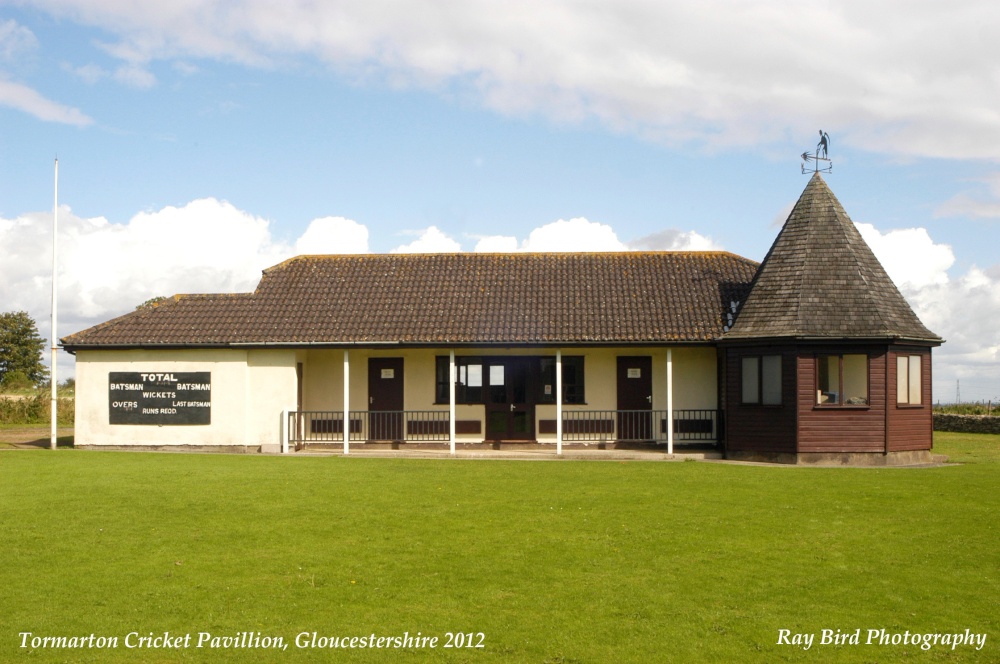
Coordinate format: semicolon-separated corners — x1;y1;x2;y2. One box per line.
796;347;886;453
724;342;935;457
723;346;797;454
887;346;934;452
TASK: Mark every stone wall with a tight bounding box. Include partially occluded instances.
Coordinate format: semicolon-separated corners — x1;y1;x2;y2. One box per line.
933;414;1000;434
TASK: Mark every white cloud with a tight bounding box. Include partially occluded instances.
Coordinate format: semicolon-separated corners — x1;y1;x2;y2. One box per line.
628;229;721;252
473;235;518;252
24;1;1000;158
0;19;92;125
935;172;1000;219
1;199;296;379
852;220;999;401
173;61;199;76
65;62;107;84
0;19;38;60
114;64;156;88
904;268;1000;401
294;216;369;255
0;78;93;125
58;199;287;320
475;221;719;253
390;226;462;253
0;200;290;352
854;222;954;289
521;218;627;252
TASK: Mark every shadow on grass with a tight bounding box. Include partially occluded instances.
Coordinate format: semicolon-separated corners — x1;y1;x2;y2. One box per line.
0;426;74;449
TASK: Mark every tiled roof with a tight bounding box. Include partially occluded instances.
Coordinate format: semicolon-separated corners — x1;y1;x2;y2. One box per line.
61;294;258;346
62;252;758;348
725;174;942;343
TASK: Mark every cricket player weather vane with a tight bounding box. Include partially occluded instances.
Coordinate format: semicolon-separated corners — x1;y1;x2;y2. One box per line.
801;130;832;174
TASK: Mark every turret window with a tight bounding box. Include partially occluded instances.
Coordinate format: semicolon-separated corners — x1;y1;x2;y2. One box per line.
896;355;922;405
817;354;869;406
741;355;782;405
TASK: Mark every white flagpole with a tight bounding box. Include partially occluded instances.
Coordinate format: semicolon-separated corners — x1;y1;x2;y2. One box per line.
50;158;58;450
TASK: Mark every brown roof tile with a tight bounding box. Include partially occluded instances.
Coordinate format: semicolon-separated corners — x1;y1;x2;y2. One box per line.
62;252;758;348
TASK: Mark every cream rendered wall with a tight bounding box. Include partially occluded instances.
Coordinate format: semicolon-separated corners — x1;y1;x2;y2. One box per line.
666;346;718;410
538;346;718;442
297;346;718;443
75;349;295;448
247;349;298;448
76;349;247;447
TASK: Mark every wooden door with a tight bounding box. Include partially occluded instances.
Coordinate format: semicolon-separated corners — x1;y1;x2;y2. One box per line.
617;356;652;441
368;358;404;440
485;358;534;441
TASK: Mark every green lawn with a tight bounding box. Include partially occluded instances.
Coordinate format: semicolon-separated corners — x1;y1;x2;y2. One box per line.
1;434;998;663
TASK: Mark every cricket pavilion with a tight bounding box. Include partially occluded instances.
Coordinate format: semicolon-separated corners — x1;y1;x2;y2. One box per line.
62;175;943;464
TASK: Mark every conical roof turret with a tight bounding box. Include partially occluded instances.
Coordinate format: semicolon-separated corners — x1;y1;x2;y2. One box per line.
725;174;941;343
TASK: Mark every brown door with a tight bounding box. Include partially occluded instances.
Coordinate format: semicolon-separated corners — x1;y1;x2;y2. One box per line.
485;358;534;441
368;358;404;441
617;356;652;441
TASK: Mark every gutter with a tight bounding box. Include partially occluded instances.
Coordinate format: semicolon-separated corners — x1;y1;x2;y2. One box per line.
716;334;944;346
62;338;724;353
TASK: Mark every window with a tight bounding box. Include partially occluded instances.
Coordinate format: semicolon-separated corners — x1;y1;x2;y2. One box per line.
816;354;868;406
539;356;585;404
435;356;483;403
897;355;922;405
436;355;585;404
741;355;782;405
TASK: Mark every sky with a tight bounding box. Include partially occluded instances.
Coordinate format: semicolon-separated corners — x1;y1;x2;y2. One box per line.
0;1;998;402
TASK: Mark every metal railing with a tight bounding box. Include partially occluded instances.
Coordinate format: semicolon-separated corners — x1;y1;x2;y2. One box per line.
288;410;451;444
561;409;719;444
669;409;719;442
288;409;719;445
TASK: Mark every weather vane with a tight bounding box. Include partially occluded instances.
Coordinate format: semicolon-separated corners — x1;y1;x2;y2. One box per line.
801;130;832;174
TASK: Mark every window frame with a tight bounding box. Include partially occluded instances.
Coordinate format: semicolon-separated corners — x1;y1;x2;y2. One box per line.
815;353;870;408
896;354;923;407
435;356;484;404
740;354;782;406
538;356;586;405
435;355;585;405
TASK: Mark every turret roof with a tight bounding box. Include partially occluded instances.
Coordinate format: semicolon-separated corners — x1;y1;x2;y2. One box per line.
725;174;941;344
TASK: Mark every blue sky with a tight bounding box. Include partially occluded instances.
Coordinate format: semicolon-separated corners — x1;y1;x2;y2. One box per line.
1;1;998;401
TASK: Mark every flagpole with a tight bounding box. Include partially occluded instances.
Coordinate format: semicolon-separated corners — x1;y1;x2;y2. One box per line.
50;158;58;450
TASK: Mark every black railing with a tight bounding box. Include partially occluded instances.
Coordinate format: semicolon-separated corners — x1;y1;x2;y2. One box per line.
288;410;451;444
668;409;719;442
288;409;719;445
562;409;719;443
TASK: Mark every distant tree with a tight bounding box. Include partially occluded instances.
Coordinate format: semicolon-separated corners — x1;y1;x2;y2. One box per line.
0;311;48;388
0;370;34;391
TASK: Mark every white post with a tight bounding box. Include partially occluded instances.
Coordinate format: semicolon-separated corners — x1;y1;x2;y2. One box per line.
449;350;456;455
343;350;350;455
556;350;563;456
50;158;58;451
666;348;674;455
281;408;289;454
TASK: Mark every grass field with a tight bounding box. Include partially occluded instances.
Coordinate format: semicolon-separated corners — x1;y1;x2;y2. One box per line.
1;434;998;663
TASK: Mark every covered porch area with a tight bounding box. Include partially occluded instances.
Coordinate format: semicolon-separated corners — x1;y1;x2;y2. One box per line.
283;345;722;455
